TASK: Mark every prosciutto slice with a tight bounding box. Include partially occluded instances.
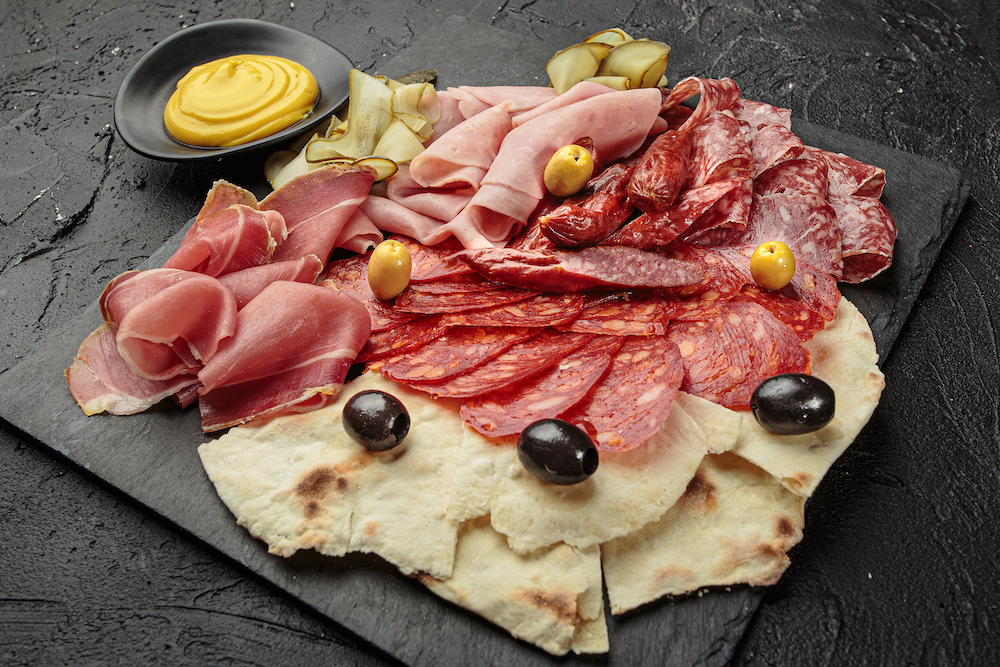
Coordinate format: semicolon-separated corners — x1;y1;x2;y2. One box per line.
217;255;323;309
100;268;238;381
259;163;377;264
197;282;371;431
66;323;200;416
162;204;287;276
195;179;259;222
426;88;663;248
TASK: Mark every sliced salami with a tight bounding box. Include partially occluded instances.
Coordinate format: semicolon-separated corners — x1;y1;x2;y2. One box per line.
662;77;742;132
418;329;595;399
393;284;538;314
373;326;540;384
460;335;625;437
560;335;684;451
555;291;673;336
749;123;805;177
438;293;583;328
389;234;473;282
404;272;503;294
739;192;843;280
680;175;753;244
753;157;829;198
732;262;841;341
319;254;421;332
688;111;752;187
728;98;792;133
666;301;810;408
829;195;898;283
355;315;448;363
802;146;886;198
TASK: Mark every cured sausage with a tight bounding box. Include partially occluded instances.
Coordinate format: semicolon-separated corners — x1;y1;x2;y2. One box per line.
460;335;625;437
539;162;636;247
560;335;684;451
828;195;898;283
555;291;673;336
417;329;595;399
437;293;584;328
355;315;447;363
393;285;538;314
666;301;810;408
627;129;693;213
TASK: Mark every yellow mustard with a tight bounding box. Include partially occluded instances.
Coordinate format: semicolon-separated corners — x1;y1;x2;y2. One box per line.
164;54;319;148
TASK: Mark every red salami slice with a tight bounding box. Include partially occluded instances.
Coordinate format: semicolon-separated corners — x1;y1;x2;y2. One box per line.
560;335;684;451
740;192;843;280
749;124;805;177
373;326;540;384
418;329;595;399
438;293;583;328
455;246;706;293
828;195;898;283
320;254;421;332
753;157;829;198
393;285;538;314
661;241;748;299
662;77;742;132
460;335;625;437
555;291;673;336
404;272;502;294
802;146;886;198
389;234;473;282
355;315;448;363
733;262;841;340
667;301;810;408
680;175;753;245
729;98;792;133
689;111;752;187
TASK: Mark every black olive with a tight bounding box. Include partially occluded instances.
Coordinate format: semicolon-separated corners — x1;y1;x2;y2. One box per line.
517;419;599;485
342;390;411;451
750;373;835;435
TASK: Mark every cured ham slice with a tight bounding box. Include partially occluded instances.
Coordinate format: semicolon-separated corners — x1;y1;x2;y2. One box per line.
100;268;238;381
409;103;513;191
162;204;287;276
510;81;616;128
195;179;259;222
425;88;663;248
197;282;371;431
259;163;377;264
447;85;557;120
333;206;383;255
359;195;458;248
66;323;200;416
385;165;475;223
217;255;323;309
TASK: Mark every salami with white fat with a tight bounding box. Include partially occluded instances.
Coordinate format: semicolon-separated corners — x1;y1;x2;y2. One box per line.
829;195;898;283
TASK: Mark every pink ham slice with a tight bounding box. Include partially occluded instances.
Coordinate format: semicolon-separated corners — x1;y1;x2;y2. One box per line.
100;268;238;381
259;163;377;264
197;281;371;432
425;88;664;248
447;85;557;120
217;255;323;309
385;164;476;223
66;322;200;416
162;204;287;276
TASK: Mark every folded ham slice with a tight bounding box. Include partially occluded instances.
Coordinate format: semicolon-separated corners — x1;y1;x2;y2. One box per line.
197;281;371;432
259;163;377;264
217;255;323;309
424;88;664;248
100;268;238;381
162;204;287;276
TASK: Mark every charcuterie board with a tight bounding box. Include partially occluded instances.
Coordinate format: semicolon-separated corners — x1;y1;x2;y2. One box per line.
0;16;968;667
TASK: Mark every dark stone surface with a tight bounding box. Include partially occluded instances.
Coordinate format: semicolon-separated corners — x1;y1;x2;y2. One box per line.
1;1;998;666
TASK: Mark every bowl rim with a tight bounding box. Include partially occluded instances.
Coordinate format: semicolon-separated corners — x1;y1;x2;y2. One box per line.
113;18;353;161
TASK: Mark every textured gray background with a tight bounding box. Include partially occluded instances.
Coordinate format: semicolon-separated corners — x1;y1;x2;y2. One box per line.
1;1;998;665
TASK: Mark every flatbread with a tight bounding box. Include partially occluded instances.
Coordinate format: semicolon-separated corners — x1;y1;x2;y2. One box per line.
601;451;806;614
447;398;721;555
417;515;608;656
198;370;464;579
732;297;885;496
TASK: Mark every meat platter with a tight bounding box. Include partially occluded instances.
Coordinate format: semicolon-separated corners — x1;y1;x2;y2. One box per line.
0;16;968;667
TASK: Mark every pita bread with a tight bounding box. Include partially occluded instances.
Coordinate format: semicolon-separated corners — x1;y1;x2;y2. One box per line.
198;370;464;579
732;297;885;496
417;515;608;656
447;398;721;555
601;452;806;614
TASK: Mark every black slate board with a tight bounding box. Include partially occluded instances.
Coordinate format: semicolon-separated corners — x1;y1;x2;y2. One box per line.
0;16;969;667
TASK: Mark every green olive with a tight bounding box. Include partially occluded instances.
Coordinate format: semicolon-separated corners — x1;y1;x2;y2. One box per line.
367;239;412;300
750;241;796;291
543;144;595;197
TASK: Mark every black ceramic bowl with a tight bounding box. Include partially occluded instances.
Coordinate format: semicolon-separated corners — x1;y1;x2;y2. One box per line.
114;19;352;161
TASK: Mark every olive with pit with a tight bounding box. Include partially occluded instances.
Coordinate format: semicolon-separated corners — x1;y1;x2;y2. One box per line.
517;419;599;485
750;373;835;435
543;144;595;197
367;239;412;300
343;390;411;451
750;240;796;291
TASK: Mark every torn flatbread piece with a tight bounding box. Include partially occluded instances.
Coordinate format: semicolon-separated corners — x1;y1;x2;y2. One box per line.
448;397;718;555
417;516;608;656
198;371;463;579
601;451;805;614
732;297;885;496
